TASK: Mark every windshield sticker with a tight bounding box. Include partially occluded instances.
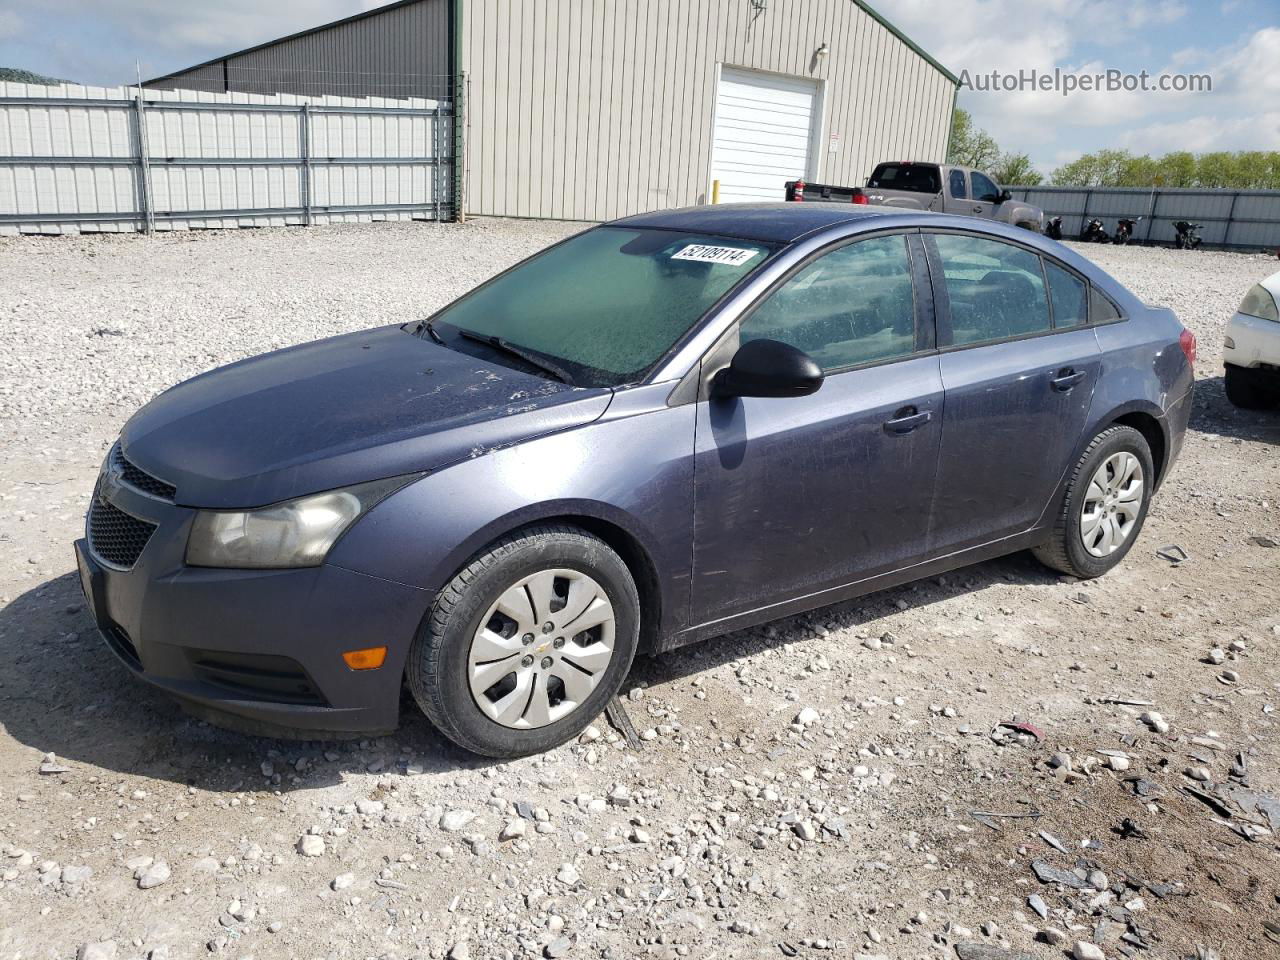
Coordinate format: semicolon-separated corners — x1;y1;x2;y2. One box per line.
670;244;759;266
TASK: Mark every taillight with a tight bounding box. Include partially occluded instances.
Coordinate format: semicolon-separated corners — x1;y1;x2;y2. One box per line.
851;189;869;205
793;179;806;202
1179;328;1197;367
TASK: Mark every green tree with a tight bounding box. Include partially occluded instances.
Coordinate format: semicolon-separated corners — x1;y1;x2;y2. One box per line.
0;66;68;85
1052;149;1280;189
990;152;1043;186
947;108;1001;170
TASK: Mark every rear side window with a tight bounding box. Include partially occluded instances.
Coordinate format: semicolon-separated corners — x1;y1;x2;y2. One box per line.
868;163;941;194
1045;261;1088;328
949;169;967;199
933;234;1051;345
1090;287;1122;323
742;235;916;370
970;171;1000;201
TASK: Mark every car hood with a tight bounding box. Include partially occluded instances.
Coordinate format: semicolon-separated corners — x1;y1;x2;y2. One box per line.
120;325;613;508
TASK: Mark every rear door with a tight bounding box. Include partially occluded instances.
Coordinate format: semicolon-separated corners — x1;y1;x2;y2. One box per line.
690;232;942;627
924;231;1101;552
709;67;818;203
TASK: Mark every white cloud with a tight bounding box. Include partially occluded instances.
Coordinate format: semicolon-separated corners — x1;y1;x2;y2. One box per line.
0;9;21;41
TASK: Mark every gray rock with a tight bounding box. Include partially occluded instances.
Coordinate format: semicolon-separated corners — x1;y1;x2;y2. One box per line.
1072;943;1106;960
954;944;1035;960
356;798;385;815
544;937;572;959
1033;860;1087;889
448;943;470;960
441;809;475;832
1028;893;1049;918
297;834;325;857
77;943;117;960
135;860;170;889
331;872;355;891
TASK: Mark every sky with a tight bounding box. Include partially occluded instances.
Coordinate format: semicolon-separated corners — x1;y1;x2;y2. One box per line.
1;0;1277;179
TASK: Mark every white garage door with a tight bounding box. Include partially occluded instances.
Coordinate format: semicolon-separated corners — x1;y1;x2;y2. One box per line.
709;67;818;203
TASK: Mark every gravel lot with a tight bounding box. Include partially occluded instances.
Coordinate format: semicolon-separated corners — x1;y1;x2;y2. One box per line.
1;221;1278;960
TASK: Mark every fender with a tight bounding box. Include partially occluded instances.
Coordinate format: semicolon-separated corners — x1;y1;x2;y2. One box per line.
326;382;697;638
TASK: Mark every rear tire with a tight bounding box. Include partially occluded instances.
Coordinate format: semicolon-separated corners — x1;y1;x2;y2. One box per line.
1033;425;1154;579
407;524;639;758
1224;365;1280;409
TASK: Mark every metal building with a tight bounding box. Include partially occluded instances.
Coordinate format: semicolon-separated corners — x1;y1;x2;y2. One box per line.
149;0;957;222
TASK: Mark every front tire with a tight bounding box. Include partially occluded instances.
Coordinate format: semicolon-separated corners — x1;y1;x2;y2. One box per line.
1224;365;1280;409
1033;425;1154;579
408;524;639;757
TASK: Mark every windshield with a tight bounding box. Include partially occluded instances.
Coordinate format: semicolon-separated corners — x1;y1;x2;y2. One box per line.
426;227;776;386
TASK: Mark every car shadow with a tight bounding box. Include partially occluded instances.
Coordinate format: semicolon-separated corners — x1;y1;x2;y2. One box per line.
0;572;487;793
632;548;1057;691
1189;375;1280;446
0;552;1056;791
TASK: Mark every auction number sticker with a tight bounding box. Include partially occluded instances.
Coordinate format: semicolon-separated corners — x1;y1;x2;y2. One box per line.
670;244;759;266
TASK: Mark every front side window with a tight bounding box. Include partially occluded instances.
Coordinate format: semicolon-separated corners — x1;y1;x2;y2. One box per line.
933;234;1051;345
1045;260;1088;328
970;171;1000;202
949;169;968;199
740;234;916;370
428;227;775;386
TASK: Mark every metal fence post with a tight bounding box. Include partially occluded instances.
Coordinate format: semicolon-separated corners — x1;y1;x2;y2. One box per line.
432;100;441;221
1144;190;1160;245
133;92;155;234
1081;188;1093;237
1224;190;1240;248
299;104;313;226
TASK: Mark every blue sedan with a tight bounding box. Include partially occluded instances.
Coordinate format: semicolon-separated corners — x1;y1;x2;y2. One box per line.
75;204;1196;756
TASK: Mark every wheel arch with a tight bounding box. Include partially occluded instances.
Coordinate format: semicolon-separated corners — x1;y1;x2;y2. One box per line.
429;502;668;657
1109;409;1167;489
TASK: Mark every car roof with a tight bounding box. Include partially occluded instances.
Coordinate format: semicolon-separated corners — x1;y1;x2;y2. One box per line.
612;202;897;244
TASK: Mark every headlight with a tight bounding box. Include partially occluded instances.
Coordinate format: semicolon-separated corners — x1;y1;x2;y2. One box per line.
186;476;414;569
1239;284;1279;323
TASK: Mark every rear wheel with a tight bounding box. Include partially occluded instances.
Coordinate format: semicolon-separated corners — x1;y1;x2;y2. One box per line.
1224;365;1280;409
1033;425;1153;578
407;524;639;757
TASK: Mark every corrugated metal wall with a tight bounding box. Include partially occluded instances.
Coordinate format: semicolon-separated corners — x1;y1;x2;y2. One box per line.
151;0;451;101
460;0;955;220
1008;186;1280;249
0;82;451;235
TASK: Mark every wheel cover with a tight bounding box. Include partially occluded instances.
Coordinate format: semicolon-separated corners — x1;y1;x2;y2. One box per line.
467;568;616;729
1080;452;1144;558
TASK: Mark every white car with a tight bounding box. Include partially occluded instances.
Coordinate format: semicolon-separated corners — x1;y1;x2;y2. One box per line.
1224;271;1280;409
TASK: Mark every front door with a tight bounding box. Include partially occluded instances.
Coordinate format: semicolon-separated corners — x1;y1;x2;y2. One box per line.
690;233;942;628
925;231;1102;552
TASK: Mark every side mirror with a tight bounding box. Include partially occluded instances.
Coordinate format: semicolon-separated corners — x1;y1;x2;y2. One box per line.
997;189;1012;203
713;338;824;399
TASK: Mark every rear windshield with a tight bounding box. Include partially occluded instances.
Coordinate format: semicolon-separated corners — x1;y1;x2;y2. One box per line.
867;163;941;194
427;227;776;387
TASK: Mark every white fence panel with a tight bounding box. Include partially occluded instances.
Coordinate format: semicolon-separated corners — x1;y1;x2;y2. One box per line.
0;82;453;235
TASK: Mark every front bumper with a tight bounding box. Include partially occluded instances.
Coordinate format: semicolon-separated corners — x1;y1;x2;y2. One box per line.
75;482;432;736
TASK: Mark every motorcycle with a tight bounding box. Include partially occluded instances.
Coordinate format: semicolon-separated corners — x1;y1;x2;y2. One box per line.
1173;220;1203;250
1044;216;1064;241
1114;217;1141;245
1080;218;1110;243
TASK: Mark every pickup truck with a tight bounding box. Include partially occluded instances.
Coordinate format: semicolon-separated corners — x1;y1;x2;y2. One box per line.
785;162;1045;232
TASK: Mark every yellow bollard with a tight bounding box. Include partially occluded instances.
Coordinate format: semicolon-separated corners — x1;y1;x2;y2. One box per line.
711;179;720;204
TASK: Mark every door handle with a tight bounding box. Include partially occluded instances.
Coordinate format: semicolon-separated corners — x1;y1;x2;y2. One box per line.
971;205;983;213
883;406;932;434
1050;368;1087;391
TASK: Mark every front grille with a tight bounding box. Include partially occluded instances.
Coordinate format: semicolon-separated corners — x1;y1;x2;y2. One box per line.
88;496;157;569
112;445;176;500
103;623;142;670
188;651;327;706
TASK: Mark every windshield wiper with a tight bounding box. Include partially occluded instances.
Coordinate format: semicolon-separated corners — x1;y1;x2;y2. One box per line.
457;329;575;385
414;318;445;345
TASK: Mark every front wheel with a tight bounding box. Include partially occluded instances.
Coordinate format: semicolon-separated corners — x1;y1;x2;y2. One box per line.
1033;425;1154;578
407;524;639;757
